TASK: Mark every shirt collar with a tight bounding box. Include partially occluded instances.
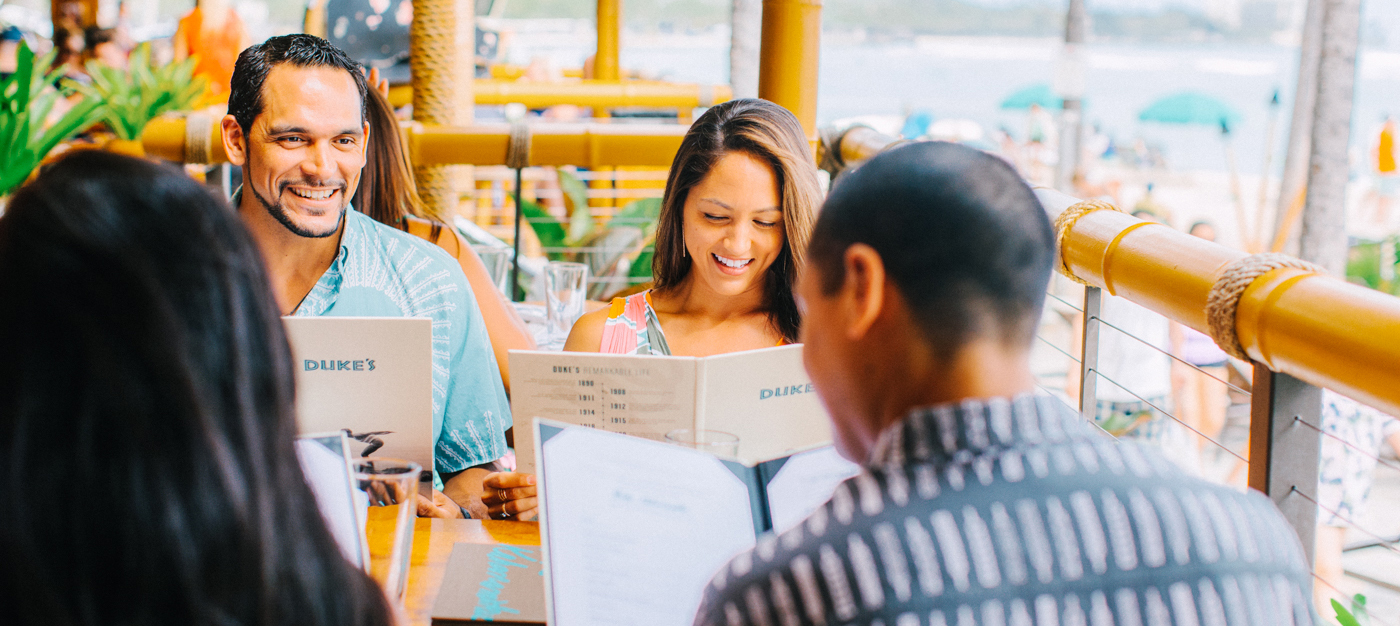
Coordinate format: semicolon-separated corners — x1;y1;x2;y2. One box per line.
866;394;1090;468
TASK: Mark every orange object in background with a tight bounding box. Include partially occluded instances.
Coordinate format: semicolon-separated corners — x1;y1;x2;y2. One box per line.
173;0;249;105
1378;119;1396;175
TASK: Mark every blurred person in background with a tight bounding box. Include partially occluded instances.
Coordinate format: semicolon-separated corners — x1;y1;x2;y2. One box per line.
1068;209;1198;474
1171;220;1232;468
1369;115;1396;227
0;151;396;626
1314;391;1400;614
481;98;824;521
0;25;23;81
82;26;127;70
174;0;249;106
358;68;536;393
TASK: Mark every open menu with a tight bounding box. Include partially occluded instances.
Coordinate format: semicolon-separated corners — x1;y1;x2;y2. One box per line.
535;419;860;626
509;344;831;473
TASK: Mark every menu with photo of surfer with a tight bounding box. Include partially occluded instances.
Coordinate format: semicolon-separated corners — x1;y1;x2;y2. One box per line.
509;344;831;473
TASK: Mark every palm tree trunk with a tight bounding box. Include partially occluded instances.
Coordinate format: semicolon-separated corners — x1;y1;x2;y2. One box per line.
1272;0;1325;253
1299;0;1362;275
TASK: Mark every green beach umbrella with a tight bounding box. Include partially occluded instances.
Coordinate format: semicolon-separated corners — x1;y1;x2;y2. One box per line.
1000;83;1061;110
1138;92;1241;129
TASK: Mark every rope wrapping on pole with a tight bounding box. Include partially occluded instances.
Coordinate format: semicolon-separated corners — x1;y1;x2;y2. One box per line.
184;111;213;164
1052;199;1120;285
1205;252;1324;361
410;0;459;219
505;122;532;170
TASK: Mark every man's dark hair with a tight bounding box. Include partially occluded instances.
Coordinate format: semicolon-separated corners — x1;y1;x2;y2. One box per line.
809;141;1055;356
0;151;394;626
228;34;368;136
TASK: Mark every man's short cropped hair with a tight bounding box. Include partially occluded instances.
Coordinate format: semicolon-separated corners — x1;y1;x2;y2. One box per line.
809;141;1055;356
228;34;368;137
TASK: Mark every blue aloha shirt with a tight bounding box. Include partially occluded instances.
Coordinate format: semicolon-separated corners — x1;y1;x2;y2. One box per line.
291;207;511;487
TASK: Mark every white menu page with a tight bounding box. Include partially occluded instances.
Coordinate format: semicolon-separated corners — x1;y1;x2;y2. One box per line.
538;425;756;626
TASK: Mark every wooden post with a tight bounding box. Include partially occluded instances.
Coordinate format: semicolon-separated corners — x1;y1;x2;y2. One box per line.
1248;368;1323;567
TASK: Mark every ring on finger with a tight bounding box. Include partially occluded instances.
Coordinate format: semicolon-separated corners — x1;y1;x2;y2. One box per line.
498;489;509;502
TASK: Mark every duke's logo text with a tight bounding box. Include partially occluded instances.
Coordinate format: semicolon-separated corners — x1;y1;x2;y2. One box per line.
304;359;376;372
760;383;814;400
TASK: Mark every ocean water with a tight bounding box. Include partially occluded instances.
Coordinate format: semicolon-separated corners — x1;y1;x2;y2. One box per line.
508;27;1400;176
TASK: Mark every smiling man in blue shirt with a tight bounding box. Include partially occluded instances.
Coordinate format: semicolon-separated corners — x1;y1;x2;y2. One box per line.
219;34;508;518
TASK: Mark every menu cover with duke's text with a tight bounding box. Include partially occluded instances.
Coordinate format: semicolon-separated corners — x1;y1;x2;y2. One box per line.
283;317;435;476
508;344;831;473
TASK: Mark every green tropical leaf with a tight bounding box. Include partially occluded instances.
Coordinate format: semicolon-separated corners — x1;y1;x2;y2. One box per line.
1331;598;1361;626
556;167;594;244
628;248;654;281
71;42;206;141
519;199;569;261
0;41;107;196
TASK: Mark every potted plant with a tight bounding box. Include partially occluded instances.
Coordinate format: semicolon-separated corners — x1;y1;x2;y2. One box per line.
0;42;105;198
67;43;206;157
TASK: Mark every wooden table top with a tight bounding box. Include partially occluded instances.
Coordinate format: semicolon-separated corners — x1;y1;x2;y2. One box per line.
380;517;541;626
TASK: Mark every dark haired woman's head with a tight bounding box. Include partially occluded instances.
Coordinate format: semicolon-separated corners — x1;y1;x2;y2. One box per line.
0;151;392;626
652;98;821;342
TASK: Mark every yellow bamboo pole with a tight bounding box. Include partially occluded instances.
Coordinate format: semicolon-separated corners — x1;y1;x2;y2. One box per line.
472;80;729;109
595;0;621;81
758;0;822;142
1038;187;1400;418
142;118;689;169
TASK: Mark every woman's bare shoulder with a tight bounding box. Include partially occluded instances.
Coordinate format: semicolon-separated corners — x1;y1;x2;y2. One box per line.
563;306;612;352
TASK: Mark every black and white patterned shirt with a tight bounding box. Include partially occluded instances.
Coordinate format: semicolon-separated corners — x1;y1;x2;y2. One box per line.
693;394;1318;626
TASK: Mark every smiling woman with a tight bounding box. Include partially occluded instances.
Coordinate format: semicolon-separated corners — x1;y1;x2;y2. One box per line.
481;99;824;522
563;98;822;357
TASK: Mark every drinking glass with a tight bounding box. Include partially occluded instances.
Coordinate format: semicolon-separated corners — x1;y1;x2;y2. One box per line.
665;428;740;458
472;245;512;296
545;262;589;346
355;458;421;603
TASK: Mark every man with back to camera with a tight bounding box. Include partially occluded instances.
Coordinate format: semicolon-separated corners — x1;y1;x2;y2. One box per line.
219;34;509;519
693;142;1318;625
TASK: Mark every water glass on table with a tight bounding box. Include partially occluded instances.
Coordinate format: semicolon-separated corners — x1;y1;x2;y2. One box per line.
665;428;740;458
471;245;512;296
355;458;421;603
545;261;589;346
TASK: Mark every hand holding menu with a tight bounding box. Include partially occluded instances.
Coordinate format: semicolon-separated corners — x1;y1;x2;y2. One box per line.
536;420;860;626
510;344;830;473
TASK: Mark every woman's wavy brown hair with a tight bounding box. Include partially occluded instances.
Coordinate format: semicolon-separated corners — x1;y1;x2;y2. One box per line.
651;99;821;343
356;84;446;239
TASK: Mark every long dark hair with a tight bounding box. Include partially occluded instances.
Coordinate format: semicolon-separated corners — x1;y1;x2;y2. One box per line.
0;151;394;626
652;99;821;342
357;81;447;238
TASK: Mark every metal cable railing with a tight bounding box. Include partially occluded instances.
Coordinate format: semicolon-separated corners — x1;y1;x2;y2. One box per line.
1087;367;1249;465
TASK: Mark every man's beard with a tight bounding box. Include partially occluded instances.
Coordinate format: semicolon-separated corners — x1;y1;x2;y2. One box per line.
250;180;348;239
